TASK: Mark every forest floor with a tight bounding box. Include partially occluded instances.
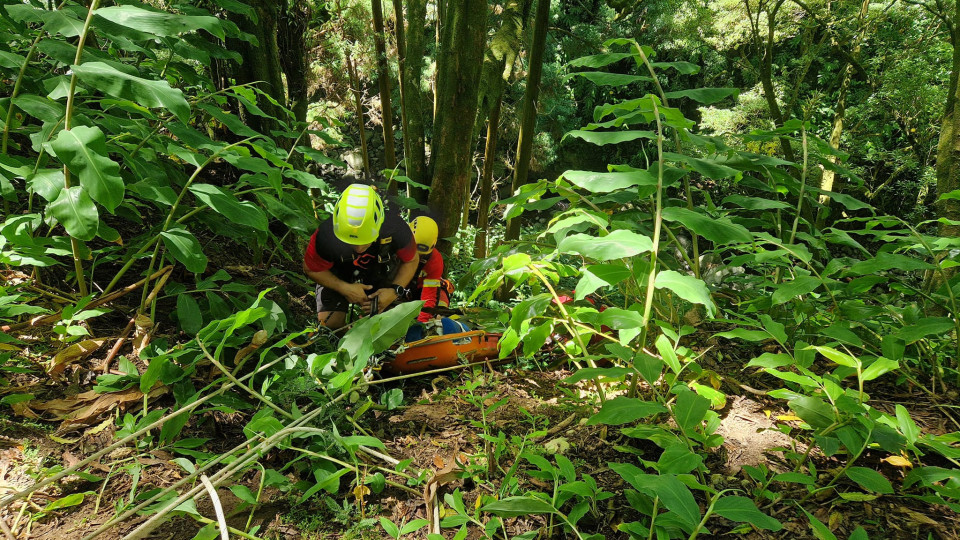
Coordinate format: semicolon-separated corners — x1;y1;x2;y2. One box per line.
1;329;959;539
2;253;959;539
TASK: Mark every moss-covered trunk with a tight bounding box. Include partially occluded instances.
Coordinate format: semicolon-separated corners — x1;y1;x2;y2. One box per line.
372;0;398;176
937;16;960;239
427;0;488;252
504;0;551;241
401;0;428;200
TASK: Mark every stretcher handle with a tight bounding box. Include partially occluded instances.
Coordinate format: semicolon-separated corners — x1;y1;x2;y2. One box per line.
401;330;489;348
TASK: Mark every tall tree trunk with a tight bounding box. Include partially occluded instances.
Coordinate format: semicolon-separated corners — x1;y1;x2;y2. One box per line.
226;0;286;139
372;0;398;178
402;0;428;199
346;54;371;180
427;0;488;253
505;0;551;241
474;0;531;140
278;0;310;125
747;0;796;164
392;0;409;189
937;16;960;239
817;0;870;226
475;97;501;258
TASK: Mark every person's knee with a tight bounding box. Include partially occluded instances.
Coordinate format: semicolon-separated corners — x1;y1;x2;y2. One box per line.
317;311;346;329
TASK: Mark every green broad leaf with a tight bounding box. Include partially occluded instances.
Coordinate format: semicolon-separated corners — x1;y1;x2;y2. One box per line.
160;228;208;273
0;50;25;69
399;518;430;535
558;230;653;260
586;397;667;426
655;334;681;374
894;318;956;344
94;6;225;39
564;130;655;146
380;517;400;539
721;194;791;210
663;152;741;180
656;444;702;474
189;183;268;231
563;367;634;383
341;435;386;450
482;496;556;517
47;126;123;212
663;87;739;104
608;463;700;530
42;492;87;512
811;345;859;368
896;404;921;444
860;357;899;382
712;496;782;531
341;302;423;361
27;169;64;201
846;253;935;275
772;472;815;485
562;169;656;192
771;275;821;305
567;52;634;68
510;293;553;331
575;264;633;299
939;189;960;202
228;484;258;504
654;270;716;317
176;294;203;335
689;382;726;409
569;72;651;86
598;307;645;330
845;467;894;494
48;186;98;241
12;94;65;123
651;61;700;74
838;492;878;502
802;508;838;540
788;395;835;429
661;207;753;245
715;328;770;342
674;390;710;433
71;62;190;122
745;353;794;369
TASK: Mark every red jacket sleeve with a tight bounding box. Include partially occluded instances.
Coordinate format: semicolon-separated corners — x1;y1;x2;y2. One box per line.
417;251;445;322
303;229;333;272
396;237;417;263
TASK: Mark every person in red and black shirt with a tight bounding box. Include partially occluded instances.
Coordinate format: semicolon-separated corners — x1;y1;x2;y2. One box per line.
409;216;453;323
302;184;418;329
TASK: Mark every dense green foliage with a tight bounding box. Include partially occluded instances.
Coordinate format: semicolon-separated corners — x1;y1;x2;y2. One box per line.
0;1;959;539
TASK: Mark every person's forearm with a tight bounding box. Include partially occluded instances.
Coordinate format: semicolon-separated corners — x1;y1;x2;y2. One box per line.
392;255;419;288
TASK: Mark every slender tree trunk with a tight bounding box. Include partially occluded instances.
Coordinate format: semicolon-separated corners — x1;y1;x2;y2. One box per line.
278;0;310;125
748;0;796;164
505;0;551;241
372;0;398;178
427;0;488;253
817;0;870;225
937;18;960;239
402;0;428;200
475;97;501;258
392;0;409;188
346;54;371;180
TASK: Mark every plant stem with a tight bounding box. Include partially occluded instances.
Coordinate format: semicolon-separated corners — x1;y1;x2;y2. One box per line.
197;339;294;420
629;96;665;399
60;0;103;297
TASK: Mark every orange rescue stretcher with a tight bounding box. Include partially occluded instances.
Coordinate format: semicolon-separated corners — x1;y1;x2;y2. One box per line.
382;330;501;375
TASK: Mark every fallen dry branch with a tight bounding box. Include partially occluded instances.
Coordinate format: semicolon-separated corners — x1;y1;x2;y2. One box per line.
0;266;173;333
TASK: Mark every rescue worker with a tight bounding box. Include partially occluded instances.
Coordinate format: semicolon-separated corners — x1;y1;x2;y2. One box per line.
303;184;419;329
408;216;454;323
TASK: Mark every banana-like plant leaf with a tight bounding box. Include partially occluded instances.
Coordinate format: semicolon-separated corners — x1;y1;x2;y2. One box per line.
71;62;190;122
93;6;226;39
161;227;208;273
558;230;653;260
562;169;656;192
654;270;716;317
189;183;268;231
563;130;655;146
46;126;124;212
568;72;651;86
712;496;782;531
47;186;98;241
663;87;739;104
661;207;753;245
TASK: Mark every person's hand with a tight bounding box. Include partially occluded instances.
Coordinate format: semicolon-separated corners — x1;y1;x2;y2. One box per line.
367;288;398;314
340;282;372;304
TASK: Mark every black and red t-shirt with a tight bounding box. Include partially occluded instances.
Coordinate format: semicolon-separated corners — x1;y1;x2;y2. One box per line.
304;212;417;283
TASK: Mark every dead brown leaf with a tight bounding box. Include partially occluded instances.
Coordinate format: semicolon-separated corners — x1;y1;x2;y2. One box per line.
30;386;167;424
49;339;108;375
433;455;444;469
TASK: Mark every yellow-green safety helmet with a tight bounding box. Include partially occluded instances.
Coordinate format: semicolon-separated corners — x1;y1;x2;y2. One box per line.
410;216;438;255
333;184;384;245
